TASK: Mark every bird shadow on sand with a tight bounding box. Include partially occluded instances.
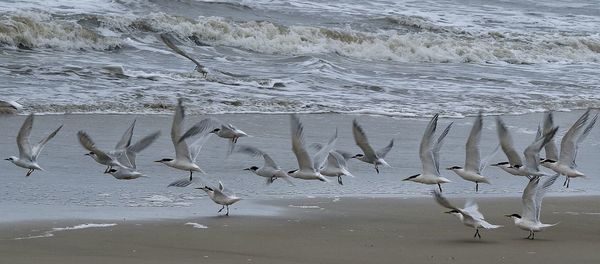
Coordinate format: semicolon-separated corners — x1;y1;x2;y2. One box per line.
439;238;501;245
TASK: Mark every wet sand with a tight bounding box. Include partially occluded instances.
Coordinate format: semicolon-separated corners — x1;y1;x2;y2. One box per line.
1;196;599;263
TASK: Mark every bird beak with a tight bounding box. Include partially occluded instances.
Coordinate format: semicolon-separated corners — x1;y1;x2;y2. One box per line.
444;211;453;214
243;168;250;171
504;214;511;217
154;160;162;163
401;177;410;181
490;163;499;166
84;153;90;156
445;167;453;170
4;158;10;161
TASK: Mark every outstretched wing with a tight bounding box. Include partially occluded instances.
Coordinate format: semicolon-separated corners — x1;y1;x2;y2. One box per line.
115;119;136;150
159;33;206;72
496;117;523;167
433;122;452;174
465;113;483;173
179;118;221;143
313;129;337;170
533;173;559;222
542;112;559;161
353;119;377;159
17;114;34;160
376;139;394;159
31;124;63;160
559;110;589;168
77;131;113;162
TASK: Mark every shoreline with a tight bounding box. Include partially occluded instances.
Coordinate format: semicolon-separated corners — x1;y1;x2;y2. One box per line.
2;196;599;263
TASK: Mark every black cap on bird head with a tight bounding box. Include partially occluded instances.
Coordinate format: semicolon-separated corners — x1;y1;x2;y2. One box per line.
244;166;259;171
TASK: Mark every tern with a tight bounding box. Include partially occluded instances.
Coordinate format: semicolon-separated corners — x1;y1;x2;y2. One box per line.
238;145;294;185
196;181;241;216
433;190;502;238
159;33;208;77
403;114;452;192
5;114;63;176
447;112;500;192
81;119;137;173
491;117;558;178
0;99;22;114
311;143;354;185
180;117;249;155
104;131;161;180
351;119;393;174
506;173;560;239
155;98;208;187
287;114;332;182
540;110;597;187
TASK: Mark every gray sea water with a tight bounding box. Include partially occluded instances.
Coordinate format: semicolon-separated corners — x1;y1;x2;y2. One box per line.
1;0;600;117
1;112;599;222
2;0;600;222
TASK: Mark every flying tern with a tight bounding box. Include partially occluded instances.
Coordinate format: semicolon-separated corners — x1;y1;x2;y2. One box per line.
238;145;294;185
506;173;560;239
287;114;332;182
540;110;597;187
5;114;62;176
351;119;393;174
403;114;453;192
447;112;500;192
180;117;249;155
81;119;136;173
155;98;209;187
433;190;502;238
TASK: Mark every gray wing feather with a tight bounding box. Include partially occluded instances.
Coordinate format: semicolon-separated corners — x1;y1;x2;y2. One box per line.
31;124;62;159
115;119;136;150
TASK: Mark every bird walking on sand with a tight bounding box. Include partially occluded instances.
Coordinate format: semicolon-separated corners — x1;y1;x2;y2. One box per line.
447;112;500;192
433;190;502;238
5;114;63;176
540;110;597;187
196;181;241;216
506;173;560;240
403;114;452;192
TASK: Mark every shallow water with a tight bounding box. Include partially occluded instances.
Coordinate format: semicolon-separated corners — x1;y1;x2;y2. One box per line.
1;0;600;117
1;112;598;221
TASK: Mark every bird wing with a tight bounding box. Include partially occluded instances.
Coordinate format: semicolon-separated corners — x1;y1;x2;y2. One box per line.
559;110;589;167
313;129;337;170
352;119;378;160
16;114;34;160
521;176;539;222
542;112;559;161
236;145;280;169
376;139;394;159
330;150;349;170
115;119;136;150
190;133;212;163
172;99;192;162
533;173;559;223
178;117;220;143
420;114;439;176
462;199;485;220
433;122;453;174
465;113;482;172
159;33;206;71
573;113;597;168
121;131;161;169
77;131;113;162
311;143;354;161
291;114;315;171
524;127;558;173
432;190;458;210
495;117;523;167
31;124;62;160
479;144;501;173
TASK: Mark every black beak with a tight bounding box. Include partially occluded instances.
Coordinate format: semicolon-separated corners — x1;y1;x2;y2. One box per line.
154;160;162;162
4;158;10;161
243;168;250;171
444;211;453;214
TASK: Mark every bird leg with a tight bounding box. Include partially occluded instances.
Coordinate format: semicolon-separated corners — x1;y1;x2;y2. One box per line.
374;163;379;174
26;169;33;177
531;231;535;240
475;182;479;192
337;176;343;185
218;205;225;213
226;205;230;216
526;231;532;239
564;177;570;188
438;183;443;193
104;166;111;173
270;176;277;183
473;229;481;239
189;171;193;181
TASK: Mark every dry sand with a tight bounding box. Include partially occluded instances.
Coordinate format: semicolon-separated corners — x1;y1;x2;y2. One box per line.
1;196;599;263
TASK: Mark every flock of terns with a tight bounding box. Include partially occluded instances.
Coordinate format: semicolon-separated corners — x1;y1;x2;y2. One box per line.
3;98;597;239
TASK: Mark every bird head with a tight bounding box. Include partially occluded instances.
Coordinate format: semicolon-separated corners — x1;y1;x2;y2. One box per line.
210;128;221;134
4;156;16;162
445;209;461;215
244;166;259;171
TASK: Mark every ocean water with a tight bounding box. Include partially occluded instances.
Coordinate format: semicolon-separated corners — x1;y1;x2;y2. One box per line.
2;1;600;222
1;0;599;117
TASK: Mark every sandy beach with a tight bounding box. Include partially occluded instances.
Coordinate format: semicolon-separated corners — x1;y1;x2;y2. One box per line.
1;196;599;263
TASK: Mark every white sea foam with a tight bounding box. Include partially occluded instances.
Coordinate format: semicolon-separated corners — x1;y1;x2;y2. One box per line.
185;222;208;229
14;223;117;240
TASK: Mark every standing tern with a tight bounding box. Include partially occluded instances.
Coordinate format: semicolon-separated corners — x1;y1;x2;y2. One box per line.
287;114;331;182
238;145;294;185
180;117;249;155
447;112;500;192
155;98;208;187
433;190;502;238
491;117;558;178
541;110;597;187
196;181;241;216
5;114;63;176
351;119;394;174
506;173;560;239
403;114;452;192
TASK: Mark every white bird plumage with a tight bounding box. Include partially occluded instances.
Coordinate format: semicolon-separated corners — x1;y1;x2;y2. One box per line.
196;181;241;216
506;173;560;239
238;145;294;185
351;119;393;174
287;114;330;182
433;190;502;238
6;113;63;176
403;114;453;192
